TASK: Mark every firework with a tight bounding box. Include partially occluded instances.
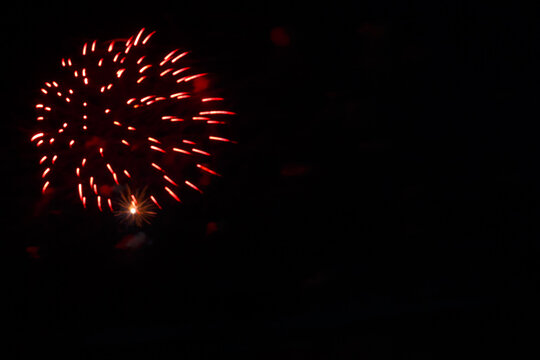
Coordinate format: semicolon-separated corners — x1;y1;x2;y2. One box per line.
32;28;236;224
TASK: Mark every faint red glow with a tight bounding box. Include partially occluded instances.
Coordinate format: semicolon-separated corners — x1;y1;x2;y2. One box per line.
26;246;40;259
194;77;210;92
358;23;386;39
270;27;291;47
206;222;218;235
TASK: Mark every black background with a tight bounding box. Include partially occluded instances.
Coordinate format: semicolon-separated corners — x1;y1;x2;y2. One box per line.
4;1;539;358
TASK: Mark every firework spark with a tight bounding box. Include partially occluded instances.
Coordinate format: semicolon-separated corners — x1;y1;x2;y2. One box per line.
32;28;236;225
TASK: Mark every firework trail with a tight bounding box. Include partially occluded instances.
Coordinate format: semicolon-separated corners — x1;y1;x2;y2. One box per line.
31;28;236;224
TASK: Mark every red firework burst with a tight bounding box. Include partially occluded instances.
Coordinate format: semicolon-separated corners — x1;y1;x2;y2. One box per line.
31;28;237;224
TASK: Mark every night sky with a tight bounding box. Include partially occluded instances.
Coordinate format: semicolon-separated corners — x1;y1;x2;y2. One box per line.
4;1;539;358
